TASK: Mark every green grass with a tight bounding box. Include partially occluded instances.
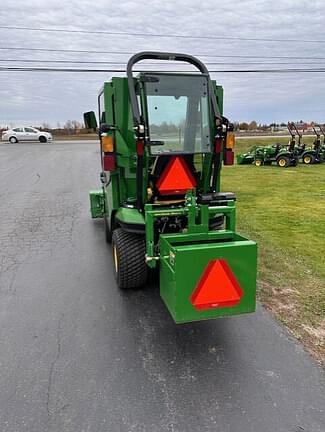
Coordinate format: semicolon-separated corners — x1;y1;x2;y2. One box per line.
222;139;325;363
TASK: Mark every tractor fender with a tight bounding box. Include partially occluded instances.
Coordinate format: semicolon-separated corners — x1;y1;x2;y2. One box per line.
115;207;145;235
302;150;315;157
276;152;291;160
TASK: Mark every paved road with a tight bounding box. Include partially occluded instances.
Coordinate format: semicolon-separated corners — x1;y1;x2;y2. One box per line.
0;142;324;432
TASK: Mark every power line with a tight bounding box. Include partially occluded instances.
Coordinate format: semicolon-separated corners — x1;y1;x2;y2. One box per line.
2;66;325;73
2;46;325;61
2;58;325;66
1;25;325;44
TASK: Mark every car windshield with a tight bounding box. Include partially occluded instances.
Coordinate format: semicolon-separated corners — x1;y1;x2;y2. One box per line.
143;74;212;155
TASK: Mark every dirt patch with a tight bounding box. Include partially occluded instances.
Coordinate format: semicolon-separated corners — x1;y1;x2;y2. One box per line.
258;281;325;366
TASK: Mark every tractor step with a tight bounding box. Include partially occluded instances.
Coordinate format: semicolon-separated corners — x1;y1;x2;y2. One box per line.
159;232;257;323
89;189;105;218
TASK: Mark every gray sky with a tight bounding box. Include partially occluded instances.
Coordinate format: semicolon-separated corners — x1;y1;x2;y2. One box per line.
1;0;325;127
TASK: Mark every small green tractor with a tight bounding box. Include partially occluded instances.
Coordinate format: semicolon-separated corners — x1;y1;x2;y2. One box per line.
237;138;297;167
236;147;256;165
287;122;325;164
304;125;325;164
253;140;297;167
85;51;257;323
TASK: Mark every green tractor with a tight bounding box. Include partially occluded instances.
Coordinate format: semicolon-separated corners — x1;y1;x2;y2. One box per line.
253;139;297;167
236;146;256;165
303;125;325;164
85;51;257;324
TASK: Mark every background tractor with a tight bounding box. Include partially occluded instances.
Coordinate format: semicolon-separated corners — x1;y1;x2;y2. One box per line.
253;141;297;167
84;51;257;324
303;125;325;164
236;146;256;165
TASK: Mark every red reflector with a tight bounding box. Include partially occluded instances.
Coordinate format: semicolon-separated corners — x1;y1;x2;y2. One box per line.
103;154;116;171
136;140;144;156
224;150;234;165
215;138;222;154
156;156;196;195
190;259;243;310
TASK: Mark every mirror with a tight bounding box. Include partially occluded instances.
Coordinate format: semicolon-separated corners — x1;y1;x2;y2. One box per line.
83;111;98;131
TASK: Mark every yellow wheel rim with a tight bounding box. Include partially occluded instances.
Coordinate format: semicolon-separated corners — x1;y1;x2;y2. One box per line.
304;156;311;164
113;244;119;274
255;159;262;166
278;158;286;167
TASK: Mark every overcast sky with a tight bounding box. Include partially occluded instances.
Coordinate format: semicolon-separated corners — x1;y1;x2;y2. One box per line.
1;0;325;127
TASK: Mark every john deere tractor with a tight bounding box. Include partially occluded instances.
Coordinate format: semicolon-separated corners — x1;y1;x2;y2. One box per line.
302;125;325;164
85;51;257;323
236;146;256;165
253;140;297;167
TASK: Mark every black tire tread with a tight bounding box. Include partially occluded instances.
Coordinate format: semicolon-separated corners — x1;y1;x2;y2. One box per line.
104;215;112;243
112;228;147;289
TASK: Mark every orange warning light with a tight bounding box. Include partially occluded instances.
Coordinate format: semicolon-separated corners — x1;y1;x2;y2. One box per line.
190;259;243;310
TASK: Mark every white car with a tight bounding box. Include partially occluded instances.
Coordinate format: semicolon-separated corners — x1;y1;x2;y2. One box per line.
1;127;53;143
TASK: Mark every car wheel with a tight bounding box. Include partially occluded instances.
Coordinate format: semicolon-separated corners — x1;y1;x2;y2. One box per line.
9;136;18;143
39;136;47;143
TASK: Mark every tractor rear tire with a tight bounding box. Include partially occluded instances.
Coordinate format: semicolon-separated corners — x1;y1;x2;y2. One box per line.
277;156;290;167
303;154;315;164
104;214;112;243
112;228;147;289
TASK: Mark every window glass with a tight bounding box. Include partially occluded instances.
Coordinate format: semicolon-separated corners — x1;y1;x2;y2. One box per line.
25;127;37;133
144;74;211;155
99;92;105;124
13;128;23;132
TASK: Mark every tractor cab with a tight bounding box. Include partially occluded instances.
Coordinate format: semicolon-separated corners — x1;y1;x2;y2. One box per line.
86;51;257;323
140;72;210;202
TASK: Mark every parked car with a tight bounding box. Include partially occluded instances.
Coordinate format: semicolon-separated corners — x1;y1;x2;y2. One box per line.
1;127;53;143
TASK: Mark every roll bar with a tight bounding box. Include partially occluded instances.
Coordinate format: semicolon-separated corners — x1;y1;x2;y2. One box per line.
126;51;222;129
287;122;302;139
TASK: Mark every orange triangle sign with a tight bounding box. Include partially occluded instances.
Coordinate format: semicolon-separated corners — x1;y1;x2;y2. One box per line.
190;259;243;310
156;156;196;195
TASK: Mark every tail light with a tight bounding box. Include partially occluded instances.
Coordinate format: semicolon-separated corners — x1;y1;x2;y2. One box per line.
102;135;114;152
103;154;116;171
224;150;234;165
214;138;222;154
136;139;144;156
226;132;235;150
102;133;116;171
223;132;235;165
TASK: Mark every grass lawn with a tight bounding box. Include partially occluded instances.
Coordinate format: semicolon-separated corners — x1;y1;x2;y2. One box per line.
222;139;325;364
